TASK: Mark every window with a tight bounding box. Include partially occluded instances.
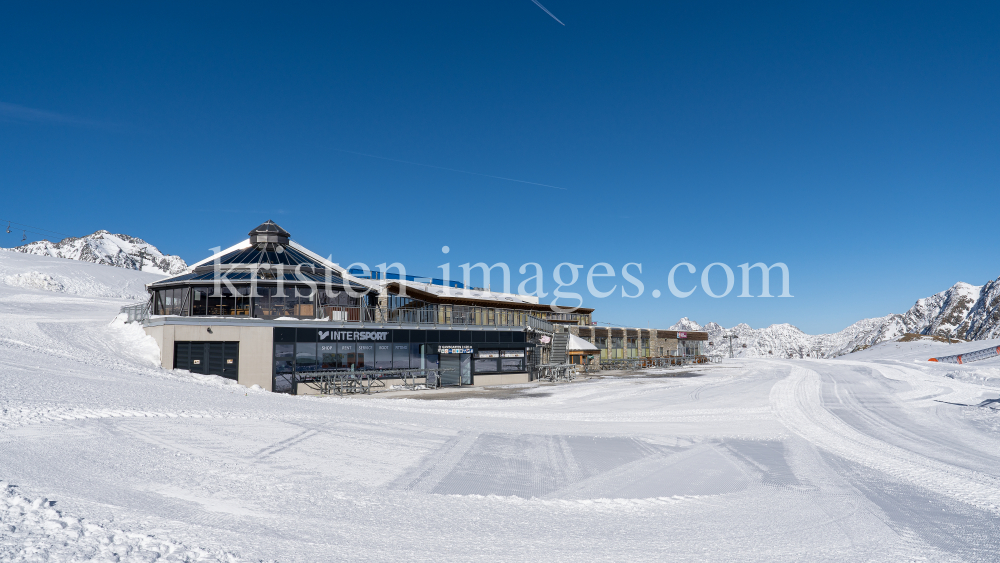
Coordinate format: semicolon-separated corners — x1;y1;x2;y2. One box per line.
474;358;498;373
409;343;425;369
611;337;624;359
295;343;318;373
424;354;439;371
338;343;357;370
320;343;337;369
501;358;523;371
274;344;294;375
392;344;410;369
474;350;499;373
192;287;209;316
356;343;375;369
375;343;393;369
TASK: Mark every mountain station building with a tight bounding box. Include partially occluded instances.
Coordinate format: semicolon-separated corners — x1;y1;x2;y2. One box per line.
139;221;707;393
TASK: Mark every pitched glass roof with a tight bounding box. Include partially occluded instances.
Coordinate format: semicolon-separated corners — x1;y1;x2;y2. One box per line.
149;221;372;291
151;268;367;289
213;245;319;267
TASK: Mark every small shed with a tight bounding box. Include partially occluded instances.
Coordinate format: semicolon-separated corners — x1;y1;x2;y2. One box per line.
566;334;600;365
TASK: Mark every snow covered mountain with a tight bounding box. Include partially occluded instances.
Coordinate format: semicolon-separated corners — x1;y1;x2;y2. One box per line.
674;277;1000;358
3;230;187;276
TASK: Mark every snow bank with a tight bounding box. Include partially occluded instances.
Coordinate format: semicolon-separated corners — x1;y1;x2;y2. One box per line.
0;481;239;562
0;249;165;300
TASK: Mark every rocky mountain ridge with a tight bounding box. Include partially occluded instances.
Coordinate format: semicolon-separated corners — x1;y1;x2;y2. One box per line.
3;230;187;276
673;278;1000;358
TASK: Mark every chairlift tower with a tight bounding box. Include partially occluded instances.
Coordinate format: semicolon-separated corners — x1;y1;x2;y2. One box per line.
724;333;739;359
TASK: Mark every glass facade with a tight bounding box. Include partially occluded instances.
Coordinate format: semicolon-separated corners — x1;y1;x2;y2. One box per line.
272;327;528;392
680;339;705;356
375;343;393;369
627;336;638;359
596;336;608;360
610;336;624;360
295;343;318;373
151;285;365;320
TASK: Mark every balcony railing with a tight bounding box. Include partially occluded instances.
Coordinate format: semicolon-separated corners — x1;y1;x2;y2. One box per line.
143;299;556;334
538;312;591;324
323;305;555;333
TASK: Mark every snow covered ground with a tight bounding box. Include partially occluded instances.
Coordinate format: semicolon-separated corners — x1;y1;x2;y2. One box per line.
2;251;1000;562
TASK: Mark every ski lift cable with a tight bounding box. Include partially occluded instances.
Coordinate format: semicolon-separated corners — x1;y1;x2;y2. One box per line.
0;218;75;238
3;226;76;242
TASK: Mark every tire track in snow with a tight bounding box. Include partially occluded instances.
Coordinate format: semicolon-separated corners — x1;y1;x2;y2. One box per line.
771;365;1000;514
0;403;239;431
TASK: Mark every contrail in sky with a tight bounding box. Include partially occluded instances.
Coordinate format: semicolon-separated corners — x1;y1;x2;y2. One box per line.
0;101;105;127
332;148;567;190
530;0;565;25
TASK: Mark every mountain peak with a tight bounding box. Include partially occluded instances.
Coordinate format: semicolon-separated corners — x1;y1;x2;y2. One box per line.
688;274;1000;358
4;230;187;276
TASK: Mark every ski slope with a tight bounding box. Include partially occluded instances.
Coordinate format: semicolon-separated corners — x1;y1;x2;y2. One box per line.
2;251;1000;562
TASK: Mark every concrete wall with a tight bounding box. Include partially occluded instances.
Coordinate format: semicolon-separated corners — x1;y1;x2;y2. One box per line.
144;324;274;391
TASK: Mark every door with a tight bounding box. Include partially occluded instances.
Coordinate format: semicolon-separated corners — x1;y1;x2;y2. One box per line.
174;341;239;380
439;355;461;386
460;353;472;385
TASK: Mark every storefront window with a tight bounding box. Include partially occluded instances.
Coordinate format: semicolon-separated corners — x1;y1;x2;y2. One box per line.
680;340;703;356
424;354;439;371
409;344;425;369
320;343;337;369
474;349;499;373
275;344;294;375
296;343;318;373
375;343;392;369
392;344;409;369
357;343;374;369
501;350;524;372
338;343;357;370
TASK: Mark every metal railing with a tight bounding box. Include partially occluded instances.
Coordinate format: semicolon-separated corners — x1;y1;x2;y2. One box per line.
300;369;440;395
196;302;556;333
535;363;577;382
144;291;557;334
538;312;591;324
599;356;711;371
120;302;150;324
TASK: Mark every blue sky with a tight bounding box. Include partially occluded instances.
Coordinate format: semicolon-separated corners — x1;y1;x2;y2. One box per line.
1;1;998;333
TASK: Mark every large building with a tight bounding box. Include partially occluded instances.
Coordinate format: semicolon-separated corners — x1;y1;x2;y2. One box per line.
142;221;552;394
567;326;707;363
139;221;707;393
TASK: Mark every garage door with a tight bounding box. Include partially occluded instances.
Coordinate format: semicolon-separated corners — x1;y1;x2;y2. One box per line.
174;341;239;380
